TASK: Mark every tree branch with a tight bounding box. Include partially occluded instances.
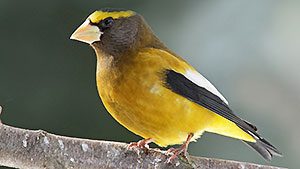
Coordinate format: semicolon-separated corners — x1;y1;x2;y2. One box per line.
0;107;285;169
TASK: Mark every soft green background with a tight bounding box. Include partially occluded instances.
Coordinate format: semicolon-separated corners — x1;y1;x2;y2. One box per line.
0;0;298;168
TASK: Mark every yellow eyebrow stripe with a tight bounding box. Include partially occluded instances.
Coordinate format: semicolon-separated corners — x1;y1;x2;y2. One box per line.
89;11;135;23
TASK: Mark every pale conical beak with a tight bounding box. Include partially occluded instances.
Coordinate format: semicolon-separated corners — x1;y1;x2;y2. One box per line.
70;19;102;44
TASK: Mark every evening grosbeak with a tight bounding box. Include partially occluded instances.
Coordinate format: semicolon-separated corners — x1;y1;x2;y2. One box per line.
70;8;281;162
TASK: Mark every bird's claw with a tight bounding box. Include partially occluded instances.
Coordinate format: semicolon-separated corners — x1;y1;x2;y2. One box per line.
165;146;187;163
165;133;193;163
128;138;153;149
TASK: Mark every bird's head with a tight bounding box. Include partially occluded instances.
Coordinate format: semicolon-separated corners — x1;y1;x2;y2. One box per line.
70;9;162;57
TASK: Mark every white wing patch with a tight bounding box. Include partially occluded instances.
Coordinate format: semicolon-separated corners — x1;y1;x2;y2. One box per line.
184;70;228;105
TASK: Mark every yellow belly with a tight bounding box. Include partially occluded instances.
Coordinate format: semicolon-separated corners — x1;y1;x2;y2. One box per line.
98;80;214;146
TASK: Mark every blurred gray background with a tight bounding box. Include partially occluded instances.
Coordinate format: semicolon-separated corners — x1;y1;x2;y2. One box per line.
0;0;298;168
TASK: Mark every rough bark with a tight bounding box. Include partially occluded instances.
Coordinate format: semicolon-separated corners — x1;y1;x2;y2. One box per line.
0;123;285;169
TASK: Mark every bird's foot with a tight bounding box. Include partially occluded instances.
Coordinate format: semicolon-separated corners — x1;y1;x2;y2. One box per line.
165;133;194;163
166;144;188;163
128;138;153;149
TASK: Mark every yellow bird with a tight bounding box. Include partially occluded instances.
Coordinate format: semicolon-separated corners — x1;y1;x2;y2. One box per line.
70;8;281;162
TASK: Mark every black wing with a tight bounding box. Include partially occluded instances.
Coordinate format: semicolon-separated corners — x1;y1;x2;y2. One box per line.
163;69;282;160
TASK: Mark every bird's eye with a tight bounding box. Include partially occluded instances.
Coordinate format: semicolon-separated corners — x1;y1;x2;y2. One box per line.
99;17;114;30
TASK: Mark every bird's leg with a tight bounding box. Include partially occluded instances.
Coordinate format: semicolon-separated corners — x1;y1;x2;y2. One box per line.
128;138;153;149
166;133;194;163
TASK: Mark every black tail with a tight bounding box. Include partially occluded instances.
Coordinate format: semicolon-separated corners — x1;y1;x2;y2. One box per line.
240;120;282;161
244;137;282;161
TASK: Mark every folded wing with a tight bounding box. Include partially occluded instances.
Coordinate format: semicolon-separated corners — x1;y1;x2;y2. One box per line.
163;69;282;160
